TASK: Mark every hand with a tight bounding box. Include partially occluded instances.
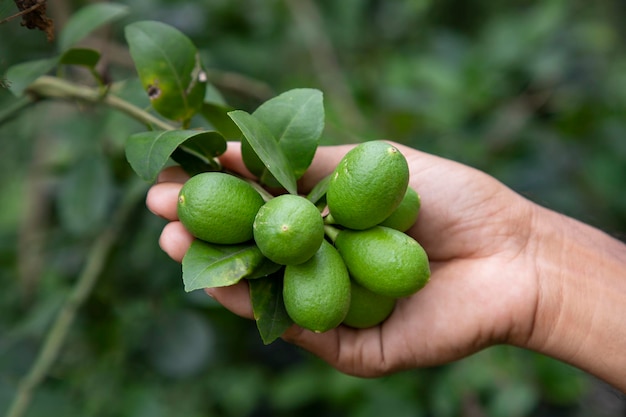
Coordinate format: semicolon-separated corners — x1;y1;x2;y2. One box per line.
146;141;540;376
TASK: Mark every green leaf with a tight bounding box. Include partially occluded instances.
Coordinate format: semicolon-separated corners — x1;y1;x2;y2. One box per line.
306;174;331;205
249;276;293;344
125;21;206;122
59;48;101;68
200;103;242;140
125;130;226;182
6;57;59;96
242;89;324;186
182;241;268;292
58;3;130;51
228;110;298;194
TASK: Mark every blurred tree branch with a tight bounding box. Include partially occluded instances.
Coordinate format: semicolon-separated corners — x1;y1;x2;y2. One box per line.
4;178;148;417
283;0;366;134
0;0;54;41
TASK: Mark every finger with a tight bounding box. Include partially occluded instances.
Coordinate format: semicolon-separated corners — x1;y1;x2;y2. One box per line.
157;166;190;183
281;324;398;378
158;221;193;263
219;141;256;179
205;281;254;319
146;182;183;221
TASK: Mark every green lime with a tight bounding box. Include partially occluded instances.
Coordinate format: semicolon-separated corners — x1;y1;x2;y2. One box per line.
379;186;421;232
177;172;264;244
334;226;430;298
326;141;409;230
343;281;396;329
283;240;351;333
253;194;324;265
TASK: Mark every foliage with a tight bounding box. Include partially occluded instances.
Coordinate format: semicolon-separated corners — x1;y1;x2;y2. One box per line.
1;1;625;417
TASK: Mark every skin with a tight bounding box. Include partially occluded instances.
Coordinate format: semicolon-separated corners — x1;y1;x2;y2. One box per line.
146;141;626;393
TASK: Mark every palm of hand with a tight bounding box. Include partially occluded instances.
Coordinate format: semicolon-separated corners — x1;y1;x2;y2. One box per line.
285;144;538;377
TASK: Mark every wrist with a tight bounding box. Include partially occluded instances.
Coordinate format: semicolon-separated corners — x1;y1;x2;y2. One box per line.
523;206;626;392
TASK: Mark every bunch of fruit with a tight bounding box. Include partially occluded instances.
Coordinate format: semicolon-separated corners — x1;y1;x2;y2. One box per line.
177;140;430;334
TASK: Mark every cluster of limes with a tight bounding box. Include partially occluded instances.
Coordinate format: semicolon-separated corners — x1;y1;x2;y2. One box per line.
177;141;430;333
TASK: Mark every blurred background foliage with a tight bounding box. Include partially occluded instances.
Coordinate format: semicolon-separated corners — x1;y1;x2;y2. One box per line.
1;0;626;416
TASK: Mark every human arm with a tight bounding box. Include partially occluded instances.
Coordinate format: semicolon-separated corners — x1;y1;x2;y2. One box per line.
146;141;626;392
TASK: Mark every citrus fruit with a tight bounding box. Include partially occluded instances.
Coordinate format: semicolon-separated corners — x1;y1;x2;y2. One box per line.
379;186;421;232
177;172;264;244
253;194;324;265
334;226;430;298
326;141;409;230
343;280;396;329
283;240;351;333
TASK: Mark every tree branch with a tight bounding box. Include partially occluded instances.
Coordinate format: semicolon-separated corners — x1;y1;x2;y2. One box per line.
25;75;176;131
4;179;148;417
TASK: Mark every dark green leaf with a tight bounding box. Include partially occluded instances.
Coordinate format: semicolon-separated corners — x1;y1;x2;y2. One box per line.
170;148;217;177
228;110;298;194
200;103;242;140
182;241;268;292
249;275;292;344
306;174;331;205
6;57;59;96
125;130;226;182
125;21;206;122
242;89;324;186
58;3;130;51
246;259;282;280
59;48;101;68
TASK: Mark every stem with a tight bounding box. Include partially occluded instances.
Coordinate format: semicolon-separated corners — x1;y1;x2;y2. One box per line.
324;224;340;243
245;177;275;202
4;179;147;417
26;75;176;131
0;0;44;25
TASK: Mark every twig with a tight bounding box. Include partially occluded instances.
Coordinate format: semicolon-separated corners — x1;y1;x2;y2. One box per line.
26;75;176;131
0;0;43;25
4;179;148;417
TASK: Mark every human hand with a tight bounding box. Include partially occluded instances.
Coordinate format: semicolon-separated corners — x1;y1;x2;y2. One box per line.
146;140;540;377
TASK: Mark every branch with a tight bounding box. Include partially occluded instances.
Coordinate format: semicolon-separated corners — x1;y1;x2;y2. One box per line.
26;75;176;131
0;0;43;25
4;179;148;417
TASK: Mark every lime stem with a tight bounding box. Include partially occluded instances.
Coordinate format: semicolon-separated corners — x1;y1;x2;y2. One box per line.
243;177;274;202
323;212;337;225
324;225;340;243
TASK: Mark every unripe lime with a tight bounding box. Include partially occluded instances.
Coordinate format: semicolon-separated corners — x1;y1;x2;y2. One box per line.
283;240;351;333
379;187;421;232
326;141;409;230
343;281;396;329
177;172;264;244
334;226;430;298
253;194;324;265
